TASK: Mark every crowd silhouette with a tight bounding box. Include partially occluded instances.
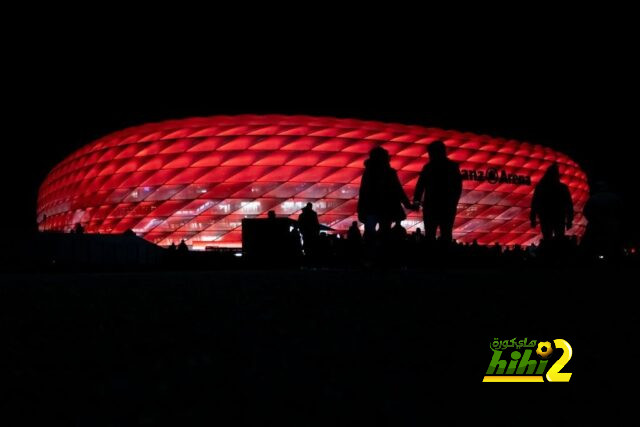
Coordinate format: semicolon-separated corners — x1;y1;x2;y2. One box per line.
249;140;632;268
24;140;635;272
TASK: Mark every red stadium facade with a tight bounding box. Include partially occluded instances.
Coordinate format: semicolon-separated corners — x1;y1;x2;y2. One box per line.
37;115;589;250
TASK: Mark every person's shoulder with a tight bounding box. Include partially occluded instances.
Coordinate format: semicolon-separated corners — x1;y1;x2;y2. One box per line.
447;159;460;171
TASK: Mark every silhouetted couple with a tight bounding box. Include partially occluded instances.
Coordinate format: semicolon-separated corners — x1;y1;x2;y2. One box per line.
358;141;462;243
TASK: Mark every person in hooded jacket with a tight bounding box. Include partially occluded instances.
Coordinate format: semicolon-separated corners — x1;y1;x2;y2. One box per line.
357;146;413;240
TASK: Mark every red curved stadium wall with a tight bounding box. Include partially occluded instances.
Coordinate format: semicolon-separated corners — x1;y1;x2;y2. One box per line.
37;115;589;249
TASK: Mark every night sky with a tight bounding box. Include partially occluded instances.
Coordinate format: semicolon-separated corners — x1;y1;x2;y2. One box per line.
5;32;638;245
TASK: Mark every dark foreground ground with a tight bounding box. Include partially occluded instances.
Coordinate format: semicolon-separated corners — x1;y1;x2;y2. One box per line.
1;265;637;425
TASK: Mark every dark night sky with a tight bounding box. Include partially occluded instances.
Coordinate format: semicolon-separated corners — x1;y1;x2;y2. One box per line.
5;26;638;244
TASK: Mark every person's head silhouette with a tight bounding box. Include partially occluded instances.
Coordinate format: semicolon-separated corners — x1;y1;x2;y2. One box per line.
367;146;390;168
304;202;313;211
428;140;447;162
542;163;560;183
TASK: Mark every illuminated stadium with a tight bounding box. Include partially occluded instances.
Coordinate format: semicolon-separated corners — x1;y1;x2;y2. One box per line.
37;115;589;250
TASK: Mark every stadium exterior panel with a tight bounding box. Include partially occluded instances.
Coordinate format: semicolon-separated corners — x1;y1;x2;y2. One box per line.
37;115;589;249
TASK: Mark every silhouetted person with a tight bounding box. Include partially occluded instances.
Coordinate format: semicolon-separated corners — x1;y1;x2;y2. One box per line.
347;221;362;241
582;180;623;259
413;141;462;243
357;147;413;240
73;223;84;234
267;210;276;220
177;239;189;252
530;163;573;241
298;202;320;254
168;242;177;251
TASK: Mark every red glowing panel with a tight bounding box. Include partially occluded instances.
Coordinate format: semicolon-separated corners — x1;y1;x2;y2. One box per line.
38;115;589;250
